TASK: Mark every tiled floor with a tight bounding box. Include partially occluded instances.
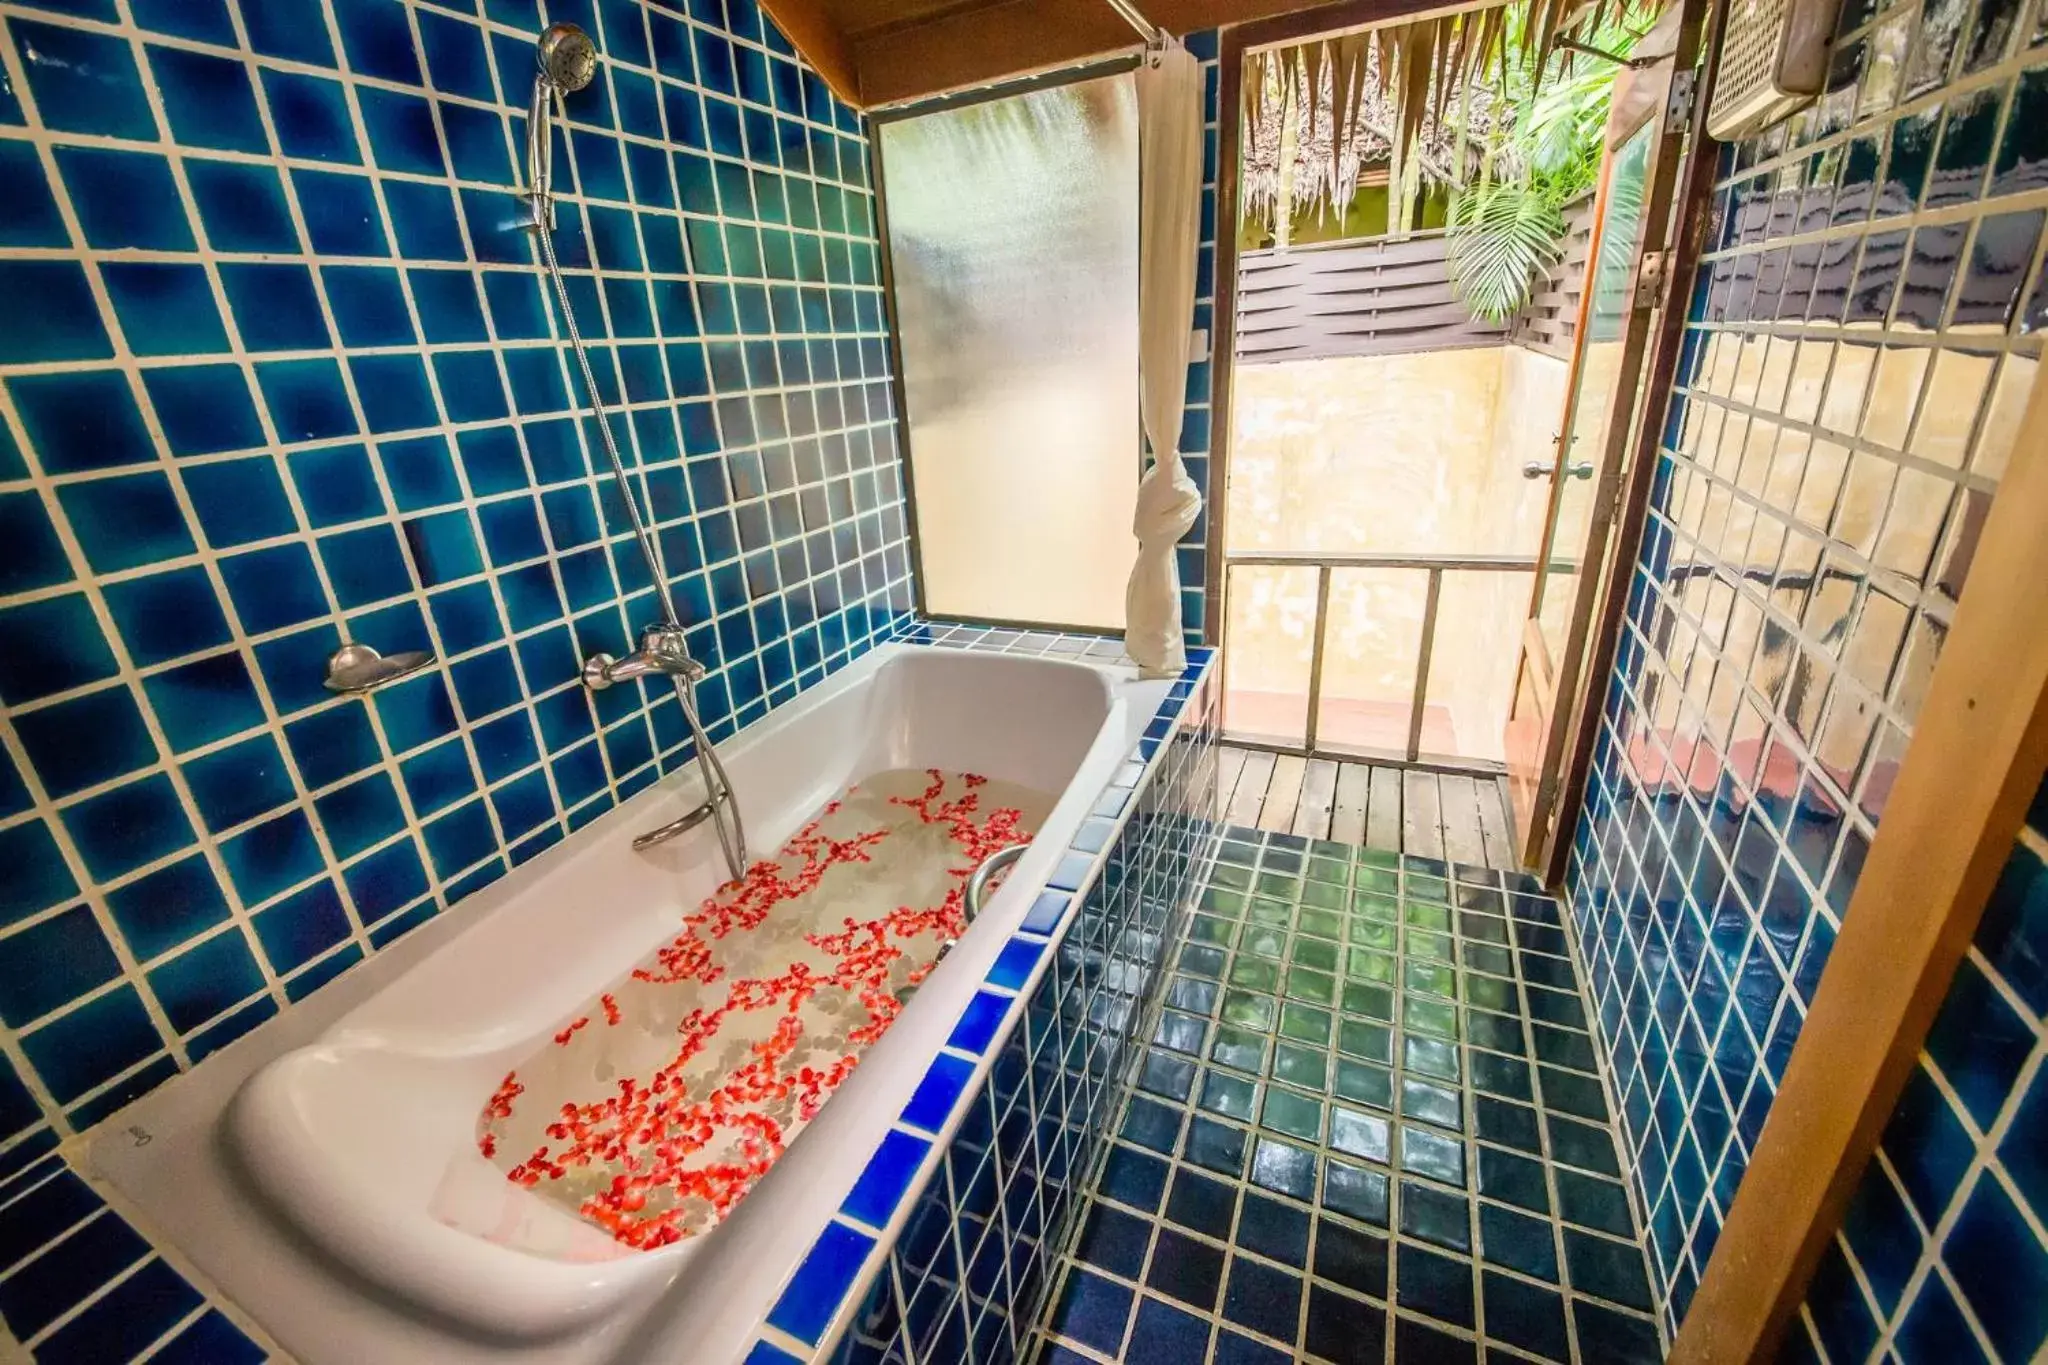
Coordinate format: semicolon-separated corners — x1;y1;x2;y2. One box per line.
1028;823;1663;1364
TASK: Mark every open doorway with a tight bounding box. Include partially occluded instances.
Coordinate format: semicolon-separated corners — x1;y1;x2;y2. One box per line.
1210;0;1686;863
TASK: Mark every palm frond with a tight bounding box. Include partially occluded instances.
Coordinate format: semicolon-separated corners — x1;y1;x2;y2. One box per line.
1445;178;1568;322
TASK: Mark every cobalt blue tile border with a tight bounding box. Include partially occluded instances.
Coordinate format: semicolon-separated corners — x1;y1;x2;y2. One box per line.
1563;0;2048;1344
742;633;1223;1363
0;0;907;1185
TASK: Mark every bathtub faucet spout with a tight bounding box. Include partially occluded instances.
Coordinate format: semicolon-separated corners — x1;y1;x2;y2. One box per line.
581;626;705;691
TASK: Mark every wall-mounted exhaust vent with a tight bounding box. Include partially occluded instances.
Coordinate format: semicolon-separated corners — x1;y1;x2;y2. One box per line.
1706;0;1845;140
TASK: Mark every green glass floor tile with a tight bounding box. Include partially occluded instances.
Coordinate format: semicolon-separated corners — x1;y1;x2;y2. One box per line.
1342;981;1395;1021
1155;1009;1208;1054
1212;1022;1270;1070
1335;1058;1394;1109
1405;961;1458;1000
1471;1050;1534;1101
1306;854;1349;884
1405;873;1450;903
1399;1125;1466;1186
1256;871;1302;899
1406;930;1454;963
1274;1041;1330;1089
1404;996;1460;1040
1262;1087;1324;1142
1404;902;1452;933
1230;957;1280;992
1200;1069;1258;1121
1330;1105;1392;1163
1301;882;1346;912
1405;1034;1462;1082
1463;942;1515;978
1220;989;1276;1031
1349;920;1397;952
1460;912;1510;945
1337;1018;1392;1064
1201;886;1248;917
1187;914;1233;946
1353;889;1400;919
1279;1002;1332;1045
1465;975;1519;1012
1166;977;1219;1017
1240;923;1286;959
1344;949;1396;985
1211;865;1254;891
1248;897;1291;927
1292;938;1339;973
1178;943;1226;978
1324;1158;1391;1226
1285;967;1336;1005
1357;847;1401;872
1467;1009;1528;1056
1297;907;1344;940
1401;1076;1463;1131
1401;1180;1472;1250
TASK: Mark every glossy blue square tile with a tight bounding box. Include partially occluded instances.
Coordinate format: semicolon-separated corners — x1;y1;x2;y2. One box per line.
0;820;78;928
316;772;407;860
423;797;497;876
224;808;324;907
419;11;495;101
767;1220;873;1344
8;20;156;139
0;594;114;711
382;178;466;261
56;472;195;574
102;263;229;358
403;510;484;587
148;929;263;1034
0;261;112;365
251;876;350;971
359;88;445;177
349;353;440;434
438;102;513;185
0;492;71;598
0;142;65;247
102;567;232;667
62;774;193;881
408;268;487;343
902;1052;975;1134
221;264;332;353
143;651;267;753
104;857;229;961
140;363;265;457
334;0;422;84
15;684;156;798
185;158;300;253
148;44;265;153
400;734;477;818
17;984;162;1104
2002;1064;2048;1217
429;581;507;654
221;542;331;634
285;704;382;791
263;70;361;164
344;838;430;925
296;171;392;258
257;359;359;443
9;370;153;475
321;267;414;350
376;434;461;513
374;672;460;754
1926;956;2033;1128
319;524;415;610
435;350;511;423
181;456;298;550
182;733;296;836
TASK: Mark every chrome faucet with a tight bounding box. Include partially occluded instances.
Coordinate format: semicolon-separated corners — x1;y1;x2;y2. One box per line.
581;625;706;691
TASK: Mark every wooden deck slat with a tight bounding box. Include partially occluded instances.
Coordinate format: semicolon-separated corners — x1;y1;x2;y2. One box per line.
1293;760;1339;840
1330;764;1371;845
1366;766;1404;852
1478;776;1519;869
1216;747;1249;825
1259;755;1307;833
1401;769;1444;860
1436;774;1489;868
1229;750;1276;828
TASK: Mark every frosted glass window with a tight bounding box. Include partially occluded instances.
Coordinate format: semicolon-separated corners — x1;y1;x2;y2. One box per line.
878;72;1140;629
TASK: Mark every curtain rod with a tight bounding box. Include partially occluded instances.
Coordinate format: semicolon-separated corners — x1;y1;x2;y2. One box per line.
1104;0;1167;47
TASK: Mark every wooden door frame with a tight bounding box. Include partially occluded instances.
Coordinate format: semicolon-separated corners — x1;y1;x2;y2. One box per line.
1501;0;1708;870
1668;352;2048;1363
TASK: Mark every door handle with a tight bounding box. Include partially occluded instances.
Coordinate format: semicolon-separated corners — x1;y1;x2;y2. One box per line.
1523;462;1596;480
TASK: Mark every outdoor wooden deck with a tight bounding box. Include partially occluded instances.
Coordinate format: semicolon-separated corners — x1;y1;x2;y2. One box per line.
1216;745;1524;871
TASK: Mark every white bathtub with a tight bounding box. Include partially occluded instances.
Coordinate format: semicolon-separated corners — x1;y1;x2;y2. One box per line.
175;644;1133;1352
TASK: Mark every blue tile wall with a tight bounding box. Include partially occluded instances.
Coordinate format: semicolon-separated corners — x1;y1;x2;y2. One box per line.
743;629;1223;1363
1178;29;1220;647
1787;783;2048;1363
1564;0;2048;1338
0;0;908;1212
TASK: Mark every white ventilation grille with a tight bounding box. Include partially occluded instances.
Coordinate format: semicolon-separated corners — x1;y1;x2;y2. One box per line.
1707;0;1846;140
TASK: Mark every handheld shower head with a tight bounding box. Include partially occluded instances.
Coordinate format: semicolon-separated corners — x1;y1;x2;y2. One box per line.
536;22;598;92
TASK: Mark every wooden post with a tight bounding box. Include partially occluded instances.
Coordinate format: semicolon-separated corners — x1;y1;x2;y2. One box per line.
1670;363;2048;1360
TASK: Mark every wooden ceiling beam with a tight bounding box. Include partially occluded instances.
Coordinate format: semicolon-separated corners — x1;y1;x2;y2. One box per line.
757;0;862;103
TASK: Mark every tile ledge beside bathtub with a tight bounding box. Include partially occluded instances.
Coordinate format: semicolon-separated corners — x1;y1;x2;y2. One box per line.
743;636;1220;1365
21;625;1211;1365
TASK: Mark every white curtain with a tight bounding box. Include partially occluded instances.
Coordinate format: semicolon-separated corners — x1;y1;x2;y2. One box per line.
1123;38;1205;679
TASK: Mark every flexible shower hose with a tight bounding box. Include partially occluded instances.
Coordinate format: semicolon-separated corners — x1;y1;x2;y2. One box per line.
533;207;750;884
